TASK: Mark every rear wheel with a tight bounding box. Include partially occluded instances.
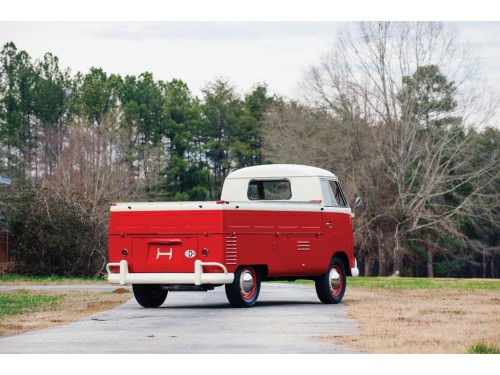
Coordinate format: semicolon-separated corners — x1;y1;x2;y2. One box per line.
132;284;168;307
315;256;346;304
225;266;261;307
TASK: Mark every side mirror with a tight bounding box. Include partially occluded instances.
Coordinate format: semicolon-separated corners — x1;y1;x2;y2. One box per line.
354;197;362;207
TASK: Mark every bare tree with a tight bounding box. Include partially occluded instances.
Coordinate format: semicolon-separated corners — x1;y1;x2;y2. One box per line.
297;21;499;276
36;119;135;275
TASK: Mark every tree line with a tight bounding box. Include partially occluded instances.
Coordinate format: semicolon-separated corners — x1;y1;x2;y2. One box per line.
0;22;498;278
0;40;278;275
0;41;277;200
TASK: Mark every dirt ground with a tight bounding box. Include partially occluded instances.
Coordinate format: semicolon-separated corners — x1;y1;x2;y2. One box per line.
0;288;131;337
1;286;499;354
338;287;500;354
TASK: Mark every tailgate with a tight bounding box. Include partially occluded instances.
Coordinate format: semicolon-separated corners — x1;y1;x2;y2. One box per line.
108;204;225;274
131;236;199;273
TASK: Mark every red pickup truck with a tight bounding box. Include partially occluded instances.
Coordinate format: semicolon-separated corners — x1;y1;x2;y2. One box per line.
106;164;360;308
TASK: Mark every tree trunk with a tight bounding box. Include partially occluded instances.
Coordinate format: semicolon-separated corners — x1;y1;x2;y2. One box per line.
393;249;402;276
425;234;434;278
364;255;373;276
482;249;486;278
427;248;434;278
378;246;387;276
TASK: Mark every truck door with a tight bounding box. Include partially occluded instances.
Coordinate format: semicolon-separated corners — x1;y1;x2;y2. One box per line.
320;179;354;267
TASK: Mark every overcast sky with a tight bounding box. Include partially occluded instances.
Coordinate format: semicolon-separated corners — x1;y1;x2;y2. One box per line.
1;2;499;127
0;22;342;99
1;21;499;100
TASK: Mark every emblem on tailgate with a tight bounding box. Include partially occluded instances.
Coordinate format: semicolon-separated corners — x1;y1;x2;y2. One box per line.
156;247;173;260
185;250;196;258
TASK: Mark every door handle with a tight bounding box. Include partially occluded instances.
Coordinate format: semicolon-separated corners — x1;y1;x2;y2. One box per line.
326;222;333;228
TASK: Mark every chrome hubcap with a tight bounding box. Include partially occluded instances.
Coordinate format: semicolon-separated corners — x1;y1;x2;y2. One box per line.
241;270;255;294
329;268;341;291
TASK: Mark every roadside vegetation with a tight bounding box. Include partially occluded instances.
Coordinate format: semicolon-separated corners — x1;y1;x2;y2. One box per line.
0;289;64;319
338;276;500;354
0;288;130;336
468;342;500;354
348;276;500;291
0;274;107;285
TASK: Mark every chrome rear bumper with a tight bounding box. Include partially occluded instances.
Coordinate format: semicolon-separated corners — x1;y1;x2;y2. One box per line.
106;260;234;285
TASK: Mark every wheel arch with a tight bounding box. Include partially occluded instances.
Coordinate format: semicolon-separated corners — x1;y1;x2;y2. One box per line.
234;264;268;278
255;264;269;279
332;251;351;276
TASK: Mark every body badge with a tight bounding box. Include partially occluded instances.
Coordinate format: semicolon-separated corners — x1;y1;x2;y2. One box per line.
156;247;173;260
185;250;196;258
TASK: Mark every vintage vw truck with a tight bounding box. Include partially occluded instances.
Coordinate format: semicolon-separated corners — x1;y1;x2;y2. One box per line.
106;164;360;308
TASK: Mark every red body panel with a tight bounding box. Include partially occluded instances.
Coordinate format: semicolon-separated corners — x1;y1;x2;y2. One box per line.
108;207;355;278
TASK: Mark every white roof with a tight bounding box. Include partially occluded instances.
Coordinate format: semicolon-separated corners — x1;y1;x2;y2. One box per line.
225;164;336;179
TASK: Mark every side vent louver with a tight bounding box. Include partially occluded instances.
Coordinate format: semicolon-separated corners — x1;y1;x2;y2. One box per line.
225;236;238;265
297;240;311;251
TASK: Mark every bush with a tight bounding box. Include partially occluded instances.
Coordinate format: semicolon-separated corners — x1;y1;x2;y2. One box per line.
5;184;109;277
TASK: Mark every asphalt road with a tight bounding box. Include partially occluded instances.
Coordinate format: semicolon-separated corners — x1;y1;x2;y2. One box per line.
0;283;360;354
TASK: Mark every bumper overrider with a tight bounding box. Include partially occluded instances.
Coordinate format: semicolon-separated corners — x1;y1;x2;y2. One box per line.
351;258;360;277
106;260;235;286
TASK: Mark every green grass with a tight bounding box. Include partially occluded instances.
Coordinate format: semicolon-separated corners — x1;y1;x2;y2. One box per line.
275;277;499;291
468;342;500;354
0;273;106;285
347;276;500;291
0;290;65;320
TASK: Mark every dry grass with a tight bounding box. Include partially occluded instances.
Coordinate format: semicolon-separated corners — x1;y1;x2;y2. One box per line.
0;289;131;337
338;287;500;354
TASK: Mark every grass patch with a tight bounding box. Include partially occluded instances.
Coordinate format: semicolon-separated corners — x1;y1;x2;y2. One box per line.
0;290;131;336
273;277;499;291
0;290;65;320
348;277;500;291
468;342;500;354
0;273;106;285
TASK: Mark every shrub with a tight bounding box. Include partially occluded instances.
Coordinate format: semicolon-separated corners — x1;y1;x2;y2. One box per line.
5;184;109;277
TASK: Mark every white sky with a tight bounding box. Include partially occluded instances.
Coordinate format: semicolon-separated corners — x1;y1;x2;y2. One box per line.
0;22;343;99
1;1;499;125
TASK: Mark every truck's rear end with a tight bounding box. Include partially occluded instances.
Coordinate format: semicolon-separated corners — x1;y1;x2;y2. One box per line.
106;202;234;305
106;164;360;308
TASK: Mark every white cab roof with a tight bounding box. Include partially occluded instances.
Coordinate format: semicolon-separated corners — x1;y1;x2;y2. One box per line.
226;164;336;179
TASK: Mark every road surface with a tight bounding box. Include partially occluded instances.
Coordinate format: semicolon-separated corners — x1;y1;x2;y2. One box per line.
0;282;359;353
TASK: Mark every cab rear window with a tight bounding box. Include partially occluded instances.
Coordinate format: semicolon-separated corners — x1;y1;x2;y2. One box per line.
248;179;292;200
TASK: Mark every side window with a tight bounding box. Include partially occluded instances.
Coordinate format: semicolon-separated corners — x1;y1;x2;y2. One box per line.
248;180;292;200
321;180;348;207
